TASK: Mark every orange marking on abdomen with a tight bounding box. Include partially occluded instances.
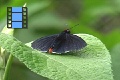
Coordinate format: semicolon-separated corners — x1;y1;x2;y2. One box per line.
48;48;53;53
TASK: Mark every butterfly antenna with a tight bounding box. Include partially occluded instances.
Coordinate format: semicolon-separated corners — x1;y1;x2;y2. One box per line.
69;24;79;30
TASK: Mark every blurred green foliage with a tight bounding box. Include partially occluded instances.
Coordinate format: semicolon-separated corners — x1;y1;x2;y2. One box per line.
0;0;120;80
111;43;120;80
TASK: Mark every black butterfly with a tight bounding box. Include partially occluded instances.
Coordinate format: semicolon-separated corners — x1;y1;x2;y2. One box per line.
31;29;87;54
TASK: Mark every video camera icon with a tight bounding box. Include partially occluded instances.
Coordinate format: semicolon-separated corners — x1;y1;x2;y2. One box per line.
7;7;28;29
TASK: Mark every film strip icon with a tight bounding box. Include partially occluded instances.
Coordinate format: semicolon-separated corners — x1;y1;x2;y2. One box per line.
7;7;28;28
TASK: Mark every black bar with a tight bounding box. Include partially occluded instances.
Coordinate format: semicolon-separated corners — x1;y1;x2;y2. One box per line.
12;12;23;13
22;7;28;28
7;7;12;28
12;21;22;22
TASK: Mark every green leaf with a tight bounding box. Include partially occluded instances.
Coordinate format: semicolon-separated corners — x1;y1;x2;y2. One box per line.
0;33;113;80
1;24;14;54
110;43;120;80
1;25;14;35
0;25;14;80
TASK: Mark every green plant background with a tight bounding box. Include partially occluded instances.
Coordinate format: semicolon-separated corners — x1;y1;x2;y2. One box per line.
0;0;120;80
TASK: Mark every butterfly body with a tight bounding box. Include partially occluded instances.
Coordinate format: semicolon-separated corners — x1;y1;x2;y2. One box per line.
31;29;87;54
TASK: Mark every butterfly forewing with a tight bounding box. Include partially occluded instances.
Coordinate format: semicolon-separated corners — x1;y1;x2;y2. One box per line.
52;37;66;53
70;34;87;49
57;34;73;53
52;34;87;53
32;29;87;54
32;34;59;52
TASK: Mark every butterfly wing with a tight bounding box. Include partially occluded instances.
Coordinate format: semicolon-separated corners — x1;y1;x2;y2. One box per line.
31;34;59;52
69;34;87;50
53;34;87;53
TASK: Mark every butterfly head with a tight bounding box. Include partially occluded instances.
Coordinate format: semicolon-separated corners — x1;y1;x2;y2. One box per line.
63;29;70;34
